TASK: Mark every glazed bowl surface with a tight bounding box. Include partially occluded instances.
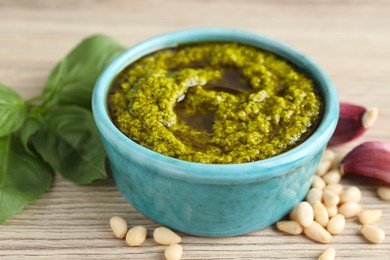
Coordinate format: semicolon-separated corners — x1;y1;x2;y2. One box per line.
92;28;339;237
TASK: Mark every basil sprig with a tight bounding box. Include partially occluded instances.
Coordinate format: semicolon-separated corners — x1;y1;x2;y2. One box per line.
0;34;126;223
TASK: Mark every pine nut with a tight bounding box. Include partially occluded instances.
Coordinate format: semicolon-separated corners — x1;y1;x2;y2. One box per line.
339;202;362;218
303;221;332;244
332;154;344;171
276;221;303;235
321;149;336;162
362;107;378;129
306;188;323;205
340;186;361;204
164;244;183;260
296;202;314;227
360;225;385;243
313;201;329;227
153;227;182;245
377;186;390;201
322;170;342;185
324;183;343;195
327;214;345;235
126;226;147;246
289;207;298;221
322;190;340;207
318;247;336;260
312;175;326;189
358;210;382;225
109;216;128;239
317;160;332;176
326;205;338;218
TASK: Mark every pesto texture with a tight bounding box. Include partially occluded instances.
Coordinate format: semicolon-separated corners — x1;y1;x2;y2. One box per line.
109;43;322;164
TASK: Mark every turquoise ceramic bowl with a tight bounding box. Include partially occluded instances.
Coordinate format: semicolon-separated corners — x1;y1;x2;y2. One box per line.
92;28;339;237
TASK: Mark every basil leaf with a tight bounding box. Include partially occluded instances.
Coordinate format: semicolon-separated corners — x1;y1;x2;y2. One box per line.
0;83;26;137
31;106;107;184
0;135;53;223
43;34;126;109
20;116;42;154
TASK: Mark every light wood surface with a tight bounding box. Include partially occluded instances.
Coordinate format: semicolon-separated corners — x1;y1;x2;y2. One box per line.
1;0;390;259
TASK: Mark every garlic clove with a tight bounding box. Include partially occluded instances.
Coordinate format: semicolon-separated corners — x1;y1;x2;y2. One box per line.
341;141;390;183
329;102;377;146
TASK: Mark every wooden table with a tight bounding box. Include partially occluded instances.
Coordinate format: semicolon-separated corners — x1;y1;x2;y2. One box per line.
1;0;389;259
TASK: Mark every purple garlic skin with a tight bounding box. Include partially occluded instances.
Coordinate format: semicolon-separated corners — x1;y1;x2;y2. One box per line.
329;102;373;146
341;141;390;183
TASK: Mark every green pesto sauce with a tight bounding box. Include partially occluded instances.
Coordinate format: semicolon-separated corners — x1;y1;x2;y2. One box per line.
109;42;322;164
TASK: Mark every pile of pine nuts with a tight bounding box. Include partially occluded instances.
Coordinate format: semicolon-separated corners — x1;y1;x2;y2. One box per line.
109;216;183;260
108;148;389;260
277;149;388;260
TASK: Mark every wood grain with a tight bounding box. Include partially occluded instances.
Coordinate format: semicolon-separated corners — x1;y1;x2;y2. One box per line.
0;0;389;259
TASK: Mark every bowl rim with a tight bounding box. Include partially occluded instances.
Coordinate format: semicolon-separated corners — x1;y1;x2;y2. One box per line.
92;27;339;183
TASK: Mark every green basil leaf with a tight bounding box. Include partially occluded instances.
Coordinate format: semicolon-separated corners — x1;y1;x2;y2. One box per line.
31;106;107;184
0;83;26;137
0;135;54;224
20;116;42;154
43;34;126;109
